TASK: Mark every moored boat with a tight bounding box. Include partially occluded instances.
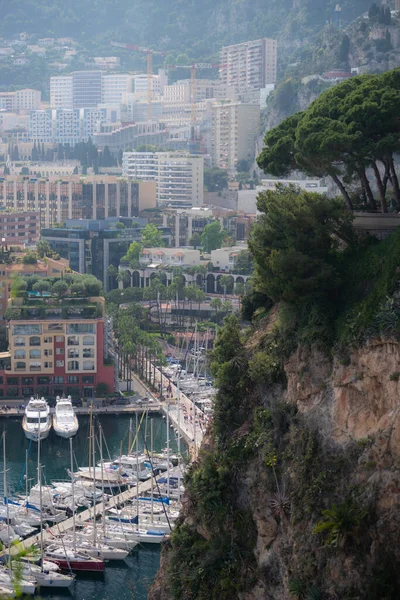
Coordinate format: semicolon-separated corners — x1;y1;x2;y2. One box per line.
44;543;105;572
53;396;79;438
22;398;51;442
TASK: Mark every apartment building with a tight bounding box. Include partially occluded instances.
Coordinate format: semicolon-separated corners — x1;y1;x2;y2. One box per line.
211;102;260;173
41;217;171;292
50;76;73;109
0;89;41;112
0;176;157;228
123;152;204;208
102;73;134;105
0;256;69;320
72;71;103;109
3;293;115;399
0;211;39;245
220;38;278;92
94;122;169;154
29;108;107;144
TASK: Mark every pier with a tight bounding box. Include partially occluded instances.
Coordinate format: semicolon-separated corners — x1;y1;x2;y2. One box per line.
4;476;162;556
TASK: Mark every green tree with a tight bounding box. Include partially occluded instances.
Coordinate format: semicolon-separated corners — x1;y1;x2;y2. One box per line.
122;241;142;268
51;279;68;298
210;297;222;323
249;185;355;305
32;280;50;296
22;252;37;264
10;276;28;299
189;232;202;249
141;223;164;247
233;250;253;275
31;142;39;162
36;240;51;258
204;168;228;192
236;159;250;173
220;274;234;298
201;221;226;253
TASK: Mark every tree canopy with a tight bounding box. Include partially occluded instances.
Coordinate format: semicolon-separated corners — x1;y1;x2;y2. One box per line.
257;69;400;212
141;223;164;248
248;185;355;305
201;221;226;253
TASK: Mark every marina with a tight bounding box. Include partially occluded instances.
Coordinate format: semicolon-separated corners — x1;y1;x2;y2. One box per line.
0;414;180;599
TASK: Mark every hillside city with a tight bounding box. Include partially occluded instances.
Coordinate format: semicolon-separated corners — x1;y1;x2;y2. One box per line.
0;1;400;599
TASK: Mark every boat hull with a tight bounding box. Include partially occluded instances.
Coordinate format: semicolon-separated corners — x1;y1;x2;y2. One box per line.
53;416;79;439
46;558;104;573
22;419;51;442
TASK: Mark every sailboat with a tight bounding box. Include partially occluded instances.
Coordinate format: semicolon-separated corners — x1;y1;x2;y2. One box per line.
53;396;79;438
33;415;75;588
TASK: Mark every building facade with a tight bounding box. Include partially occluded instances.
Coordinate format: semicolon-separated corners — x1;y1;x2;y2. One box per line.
29;108;107;144
0;176;157;228
211;102;260;173
50;76;73;109
41;217;172;292
0;211;39;245
3;295;115;399
219;38;278;92
0;89;42;112
123;152;204;208
72;71;103;109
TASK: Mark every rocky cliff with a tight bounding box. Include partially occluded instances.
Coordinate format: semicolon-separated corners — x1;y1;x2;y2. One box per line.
149;331;400;600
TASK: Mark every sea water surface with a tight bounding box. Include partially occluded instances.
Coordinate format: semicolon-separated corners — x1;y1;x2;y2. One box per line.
0;413;179;600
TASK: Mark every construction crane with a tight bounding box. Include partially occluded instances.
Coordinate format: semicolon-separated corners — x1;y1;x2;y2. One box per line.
166;63;221;142
111;41;166;120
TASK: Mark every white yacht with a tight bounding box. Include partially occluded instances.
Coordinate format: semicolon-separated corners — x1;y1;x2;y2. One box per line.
53;396;79;438
22;398;51;441
102;454;151;482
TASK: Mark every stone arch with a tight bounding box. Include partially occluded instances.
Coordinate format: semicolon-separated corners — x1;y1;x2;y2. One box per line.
206;274;215;294
235;276;245;285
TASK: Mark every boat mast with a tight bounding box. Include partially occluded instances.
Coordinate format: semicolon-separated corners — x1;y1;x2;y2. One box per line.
25;448;28;511
88;403;92;475
3;432;11;566
69;437;76;552
166;404;170;501
99;425;105;538
136;412;139;529
128;418;133;456
92;415;97;546
38;418;44;572
150;418;154;523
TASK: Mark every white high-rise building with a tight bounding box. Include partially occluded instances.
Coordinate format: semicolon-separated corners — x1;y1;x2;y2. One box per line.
123;151;204;207
211;102;260;173
102;73;134;105
50;75;73;109
220;38;278;93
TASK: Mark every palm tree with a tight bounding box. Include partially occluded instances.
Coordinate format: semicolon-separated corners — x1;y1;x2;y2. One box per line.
220;275;233;299
210;297;222;324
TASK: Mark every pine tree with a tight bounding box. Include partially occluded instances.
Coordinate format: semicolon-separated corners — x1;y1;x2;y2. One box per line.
31;142;39;162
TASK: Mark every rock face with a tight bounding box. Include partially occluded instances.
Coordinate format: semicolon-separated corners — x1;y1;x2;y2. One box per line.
149;338;400;599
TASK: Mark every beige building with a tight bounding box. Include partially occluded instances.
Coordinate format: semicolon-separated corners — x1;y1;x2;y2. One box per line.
123;152;204;208
211;102;260;173
0;176;156;229
220;38;278;93
0;89;41;112
50;75;73;109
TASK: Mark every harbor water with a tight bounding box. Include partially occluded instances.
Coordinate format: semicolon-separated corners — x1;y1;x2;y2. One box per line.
0;413;179;600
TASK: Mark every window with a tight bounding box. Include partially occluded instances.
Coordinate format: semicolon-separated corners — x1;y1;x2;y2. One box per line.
43;336;52;343
44;361;52;368
30;362;41;371
14;337;26;347
44;349;52;357
82;348;94;358
68;376;79;384
53;376;64;384
7;377;18;385
68;361;79;371
48;324;63;332
29;349;41;359
82;360;94;371
82;336;94;346
68;349;79;358
82;375;94;384
37;376;50;385
67;323;95;334
15;362;26;370
22;377;34;385
55;336;64;342
14;350;26;359
22;387;34;396
56;360;64;368
56;348;64;355
68;336;79;346
0;377;3;385
13;324;41;335
29;336;41;347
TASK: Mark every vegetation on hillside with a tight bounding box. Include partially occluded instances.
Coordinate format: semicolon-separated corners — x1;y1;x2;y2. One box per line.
258;69;400;212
